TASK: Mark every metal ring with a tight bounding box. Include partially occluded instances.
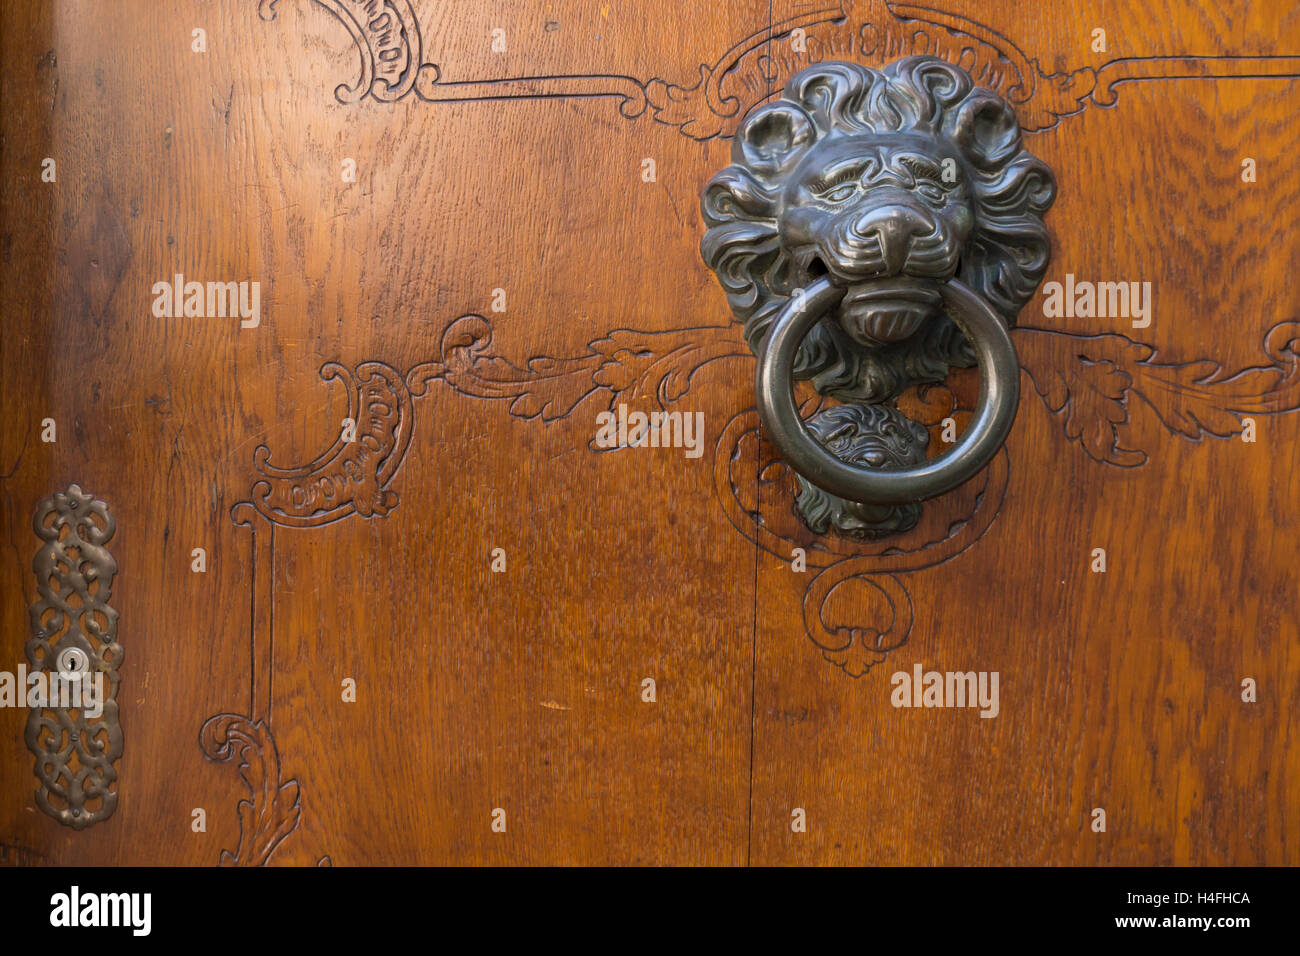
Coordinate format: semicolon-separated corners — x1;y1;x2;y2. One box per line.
755;276;1020;505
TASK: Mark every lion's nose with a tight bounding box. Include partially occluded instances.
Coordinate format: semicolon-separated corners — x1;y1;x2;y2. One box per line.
850;203;934;275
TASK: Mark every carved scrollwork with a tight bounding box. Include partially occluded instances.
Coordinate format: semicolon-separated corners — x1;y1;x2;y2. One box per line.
25;485;121;829
366;305;1300;678
248;361;414;527
407;314;751;434
218;313;1300;752
258;0;435;102
254;0;1300;139
714;403;1008;675
1016;321;1300;466
649;0;1095;139
228;3;1300;728
805;570;914;677
200;714;301;866
653;2;1300;138
398;308;1300;678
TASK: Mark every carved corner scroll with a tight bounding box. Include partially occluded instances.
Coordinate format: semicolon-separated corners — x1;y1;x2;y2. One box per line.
25;485;121;829
246;361;414;527
259;0;434;103
199;714;301;867
202;360;417;865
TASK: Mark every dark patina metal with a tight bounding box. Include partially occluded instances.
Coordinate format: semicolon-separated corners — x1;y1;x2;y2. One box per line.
701;56;1055;534
25;485;121;829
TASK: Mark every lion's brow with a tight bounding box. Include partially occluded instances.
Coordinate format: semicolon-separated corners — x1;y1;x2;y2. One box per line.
899;154;945;182
809;159;868;192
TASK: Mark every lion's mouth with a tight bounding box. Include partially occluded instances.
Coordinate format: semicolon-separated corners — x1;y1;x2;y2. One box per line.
835;279;943;346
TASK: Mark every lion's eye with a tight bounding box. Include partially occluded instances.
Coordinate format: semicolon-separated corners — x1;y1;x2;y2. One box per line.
820;182;859;204
916;182;946;203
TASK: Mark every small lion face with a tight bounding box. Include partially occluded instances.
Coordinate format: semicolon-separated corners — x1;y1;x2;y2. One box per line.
794;403;928;538
778;132;974;347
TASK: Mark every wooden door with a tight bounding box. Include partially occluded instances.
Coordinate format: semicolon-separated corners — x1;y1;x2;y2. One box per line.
2;0;1297;866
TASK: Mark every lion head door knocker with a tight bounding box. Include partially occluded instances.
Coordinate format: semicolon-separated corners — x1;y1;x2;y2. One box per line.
701;56;1055;538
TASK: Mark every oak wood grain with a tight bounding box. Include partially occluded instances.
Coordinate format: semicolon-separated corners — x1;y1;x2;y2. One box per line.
1;0;1297;866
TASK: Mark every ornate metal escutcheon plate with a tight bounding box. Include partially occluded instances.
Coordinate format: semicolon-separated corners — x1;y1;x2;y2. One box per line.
25;485;122;829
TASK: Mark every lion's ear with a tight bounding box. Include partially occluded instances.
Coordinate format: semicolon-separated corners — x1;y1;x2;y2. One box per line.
732;101;816;179
701;166;779;225
945;92;1022;171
